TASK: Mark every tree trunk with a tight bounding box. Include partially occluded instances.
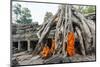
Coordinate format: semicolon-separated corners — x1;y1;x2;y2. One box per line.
33;5;95;57
33;8;61;55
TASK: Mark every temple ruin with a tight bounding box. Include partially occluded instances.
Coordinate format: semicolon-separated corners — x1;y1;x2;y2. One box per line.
11;4;96;66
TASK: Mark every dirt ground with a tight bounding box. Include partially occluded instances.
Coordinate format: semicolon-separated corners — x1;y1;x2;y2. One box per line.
12;51;96;65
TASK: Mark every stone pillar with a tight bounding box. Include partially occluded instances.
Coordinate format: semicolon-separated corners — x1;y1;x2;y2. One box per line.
27;40;31;52
18;40;21;51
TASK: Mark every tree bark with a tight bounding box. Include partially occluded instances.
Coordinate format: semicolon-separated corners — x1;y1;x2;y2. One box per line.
33;8;61;55
71;6;93;54
33;5;95;57
75;27;86;56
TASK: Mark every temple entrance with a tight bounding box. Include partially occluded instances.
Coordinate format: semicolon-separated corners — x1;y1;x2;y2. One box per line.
30;40;38;51
13;42;18;48
20;41;27;51
12;41;18;54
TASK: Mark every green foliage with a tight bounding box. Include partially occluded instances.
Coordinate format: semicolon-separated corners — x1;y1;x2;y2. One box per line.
13;4;21;15
79;6;96;14
13;3;32;24
43;12;53;23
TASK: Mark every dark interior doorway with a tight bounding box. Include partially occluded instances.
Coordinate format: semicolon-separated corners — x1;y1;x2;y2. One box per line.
30;40;38;51
13;42;18;48
12;41;18;54
20;41;27;51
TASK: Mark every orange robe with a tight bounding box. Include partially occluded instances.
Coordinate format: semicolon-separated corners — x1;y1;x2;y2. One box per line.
67;32;75;56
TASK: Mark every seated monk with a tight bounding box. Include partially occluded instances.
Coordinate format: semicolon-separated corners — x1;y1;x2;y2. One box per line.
40;38;56;59
40;44;50;59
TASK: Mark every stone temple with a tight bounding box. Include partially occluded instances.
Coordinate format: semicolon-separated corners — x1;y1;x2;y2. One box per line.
11;22;56;53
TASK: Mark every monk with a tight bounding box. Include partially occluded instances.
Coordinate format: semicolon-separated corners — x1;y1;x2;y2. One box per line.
66;32;75;56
